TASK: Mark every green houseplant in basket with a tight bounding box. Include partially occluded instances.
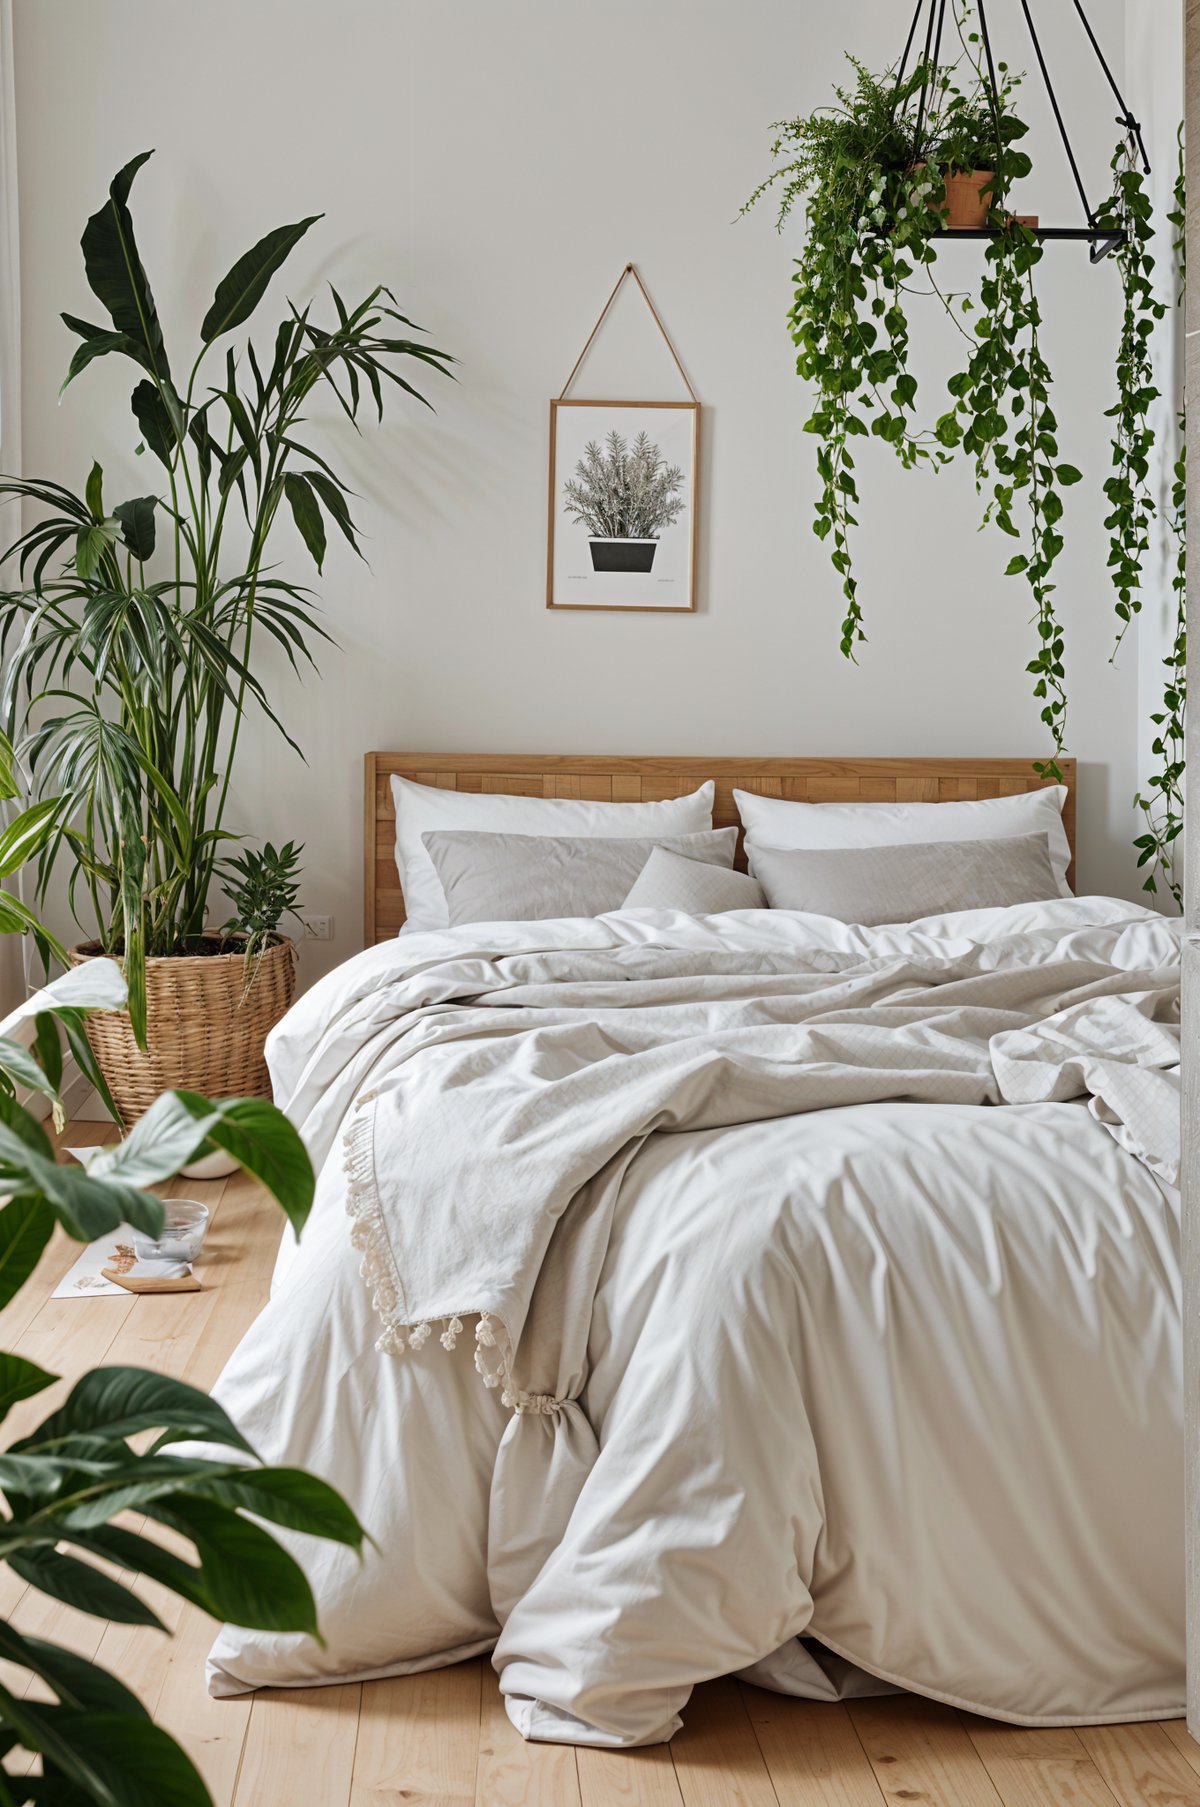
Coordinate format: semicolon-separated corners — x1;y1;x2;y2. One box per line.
0;152;453;1124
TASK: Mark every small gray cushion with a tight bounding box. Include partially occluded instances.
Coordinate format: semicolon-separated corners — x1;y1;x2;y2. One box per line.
750;831;1058;925
623;846;765;914
422;827;738;926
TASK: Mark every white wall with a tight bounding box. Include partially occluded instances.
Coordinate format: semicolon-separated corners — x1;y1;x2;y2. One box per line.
11;0;1153;983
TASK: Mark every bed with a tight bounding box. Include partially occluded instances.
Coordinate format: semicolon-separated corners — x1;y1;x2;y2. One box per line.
204;752;1183;1749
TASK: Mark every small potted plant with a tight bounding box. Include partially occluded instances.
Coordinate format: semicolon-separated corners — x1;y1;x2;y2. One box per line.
562;429;686;573
68;841;305;1135
925;83;1031;230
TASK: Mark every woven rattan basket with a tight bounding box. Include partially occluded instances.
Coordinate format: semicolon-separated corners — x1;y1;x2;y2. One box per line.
68;933;298;1128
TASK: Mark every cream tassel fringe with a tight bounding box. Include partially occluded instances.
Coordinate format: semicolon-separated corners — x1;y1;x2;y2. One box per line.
343;1091;559;1416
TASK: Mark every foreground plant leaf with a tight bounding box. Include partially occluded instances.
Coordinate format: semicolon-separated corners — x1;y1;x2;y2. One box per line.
90;1092;313;1235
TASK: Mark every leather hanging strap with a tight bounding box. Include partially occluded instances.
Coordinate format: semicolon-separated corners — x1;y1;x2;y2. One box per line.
558;264;699;403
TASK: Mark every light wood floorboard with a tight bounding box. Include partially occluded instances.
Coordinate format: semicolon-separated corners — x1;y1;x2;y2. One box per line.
4;1130;1188;1806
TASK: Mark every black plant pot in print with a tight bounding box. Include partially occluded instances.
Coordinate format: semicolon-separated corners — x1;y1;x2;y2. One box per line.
588;537;658;573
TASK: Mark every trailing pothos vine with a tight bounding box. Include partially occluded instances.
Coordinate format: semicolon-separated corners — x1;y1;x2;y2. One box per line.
747;2;1186;889
935;223;1078;781
1130;139;1186;905
1096;142;1164;654
750;60;950;659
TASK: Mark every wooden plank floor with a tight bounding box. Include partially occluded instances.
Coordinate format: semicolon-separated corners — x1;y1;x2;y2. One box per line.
4;1123;1195;1807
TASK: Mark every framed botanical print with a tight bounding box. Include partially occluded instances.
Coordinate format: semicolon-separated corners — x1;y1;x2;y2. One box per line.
547;398;700;612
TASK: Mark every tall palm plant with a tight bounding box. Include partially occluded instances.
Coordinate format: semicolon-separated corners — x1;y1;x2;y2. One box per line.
0;152;453;1043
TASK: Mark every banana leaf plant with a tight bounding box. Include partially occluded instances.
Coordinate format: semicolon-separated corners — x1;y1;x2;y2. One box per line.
0;759;364;1805
0;150;454;1045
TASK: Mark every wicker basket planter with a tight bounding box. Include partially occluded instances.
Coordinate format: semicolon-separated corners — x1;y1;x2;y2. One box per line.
68;932;298;1128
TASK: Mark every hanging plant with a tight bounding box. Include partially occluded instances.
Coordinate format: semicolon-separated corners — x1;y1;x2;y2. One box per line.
1132;141;1186;905
935;219;1079;782
746;2;1186;859
743;59;948;658
1094;141;1166;653
743;5;1060;691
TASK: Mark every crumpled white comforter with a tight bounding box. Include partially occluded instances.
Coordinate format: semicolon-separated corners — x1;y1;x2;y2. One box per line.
206;896;1184;1747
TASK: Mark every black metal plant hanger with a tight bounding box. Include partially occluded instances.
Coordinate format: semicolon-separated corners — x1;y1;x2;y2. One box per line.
894;0;1150;261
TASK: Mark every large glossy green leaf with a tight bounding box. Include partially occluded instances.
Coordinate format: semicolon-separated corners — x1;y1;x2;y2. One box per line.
112;497;157;563
0;799;59;879
146;1494;319;1636
0;1447;113;1504
282;472;326;573
191;1466;366;1548
60;327;147;397
0;1352;57;1421
201;215;322;343
0;1090;55;1159
53;1008;122;1123
92;1092;313;1236
0;1624;146;1718
20;1705;211;1807
61;312;113;345
0;1684;110;1806
6;1548;166;1628
0;1196;54;1315
0;1034;59;1102
14;1366;256;1458
80;151;171;384
0;957;126;1045
82;1093;221;1188
61;1521;216;1618
32;1011;64;1094
0;1125;161;1244
130;378;180;466
51;1451;240;1528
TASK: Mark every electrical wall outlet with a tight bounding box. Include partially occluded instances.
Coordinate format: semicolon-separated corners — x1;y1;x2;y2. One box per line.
304;914;334;942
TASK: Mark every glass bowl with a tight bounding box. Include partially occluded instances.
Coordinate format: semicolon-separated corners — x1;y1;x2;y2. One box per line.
132;1199;211;1264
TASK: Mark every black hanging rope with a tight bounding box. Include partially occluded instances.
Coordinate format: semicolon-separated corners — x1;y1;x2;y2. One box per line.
894;0;925;91
885;0;1140;257
1018;0;1097;228
910;0;939;160
1069;0;1150;173
974;0;1007;182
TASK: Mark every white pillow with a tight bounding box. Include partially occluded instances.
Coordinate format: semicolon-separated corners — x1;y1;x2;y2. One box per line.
734;785;1073;897
392;775;715;931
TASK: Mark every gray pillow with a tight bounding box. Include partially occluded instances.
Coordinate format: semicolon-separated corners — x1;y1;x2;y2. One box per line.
750;831;1059;925
422;826;738;926
623;846;765;914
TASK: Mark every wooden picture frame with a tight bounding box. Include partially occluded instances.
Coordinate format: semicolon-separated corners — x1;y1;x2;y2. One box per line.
547;398;700;612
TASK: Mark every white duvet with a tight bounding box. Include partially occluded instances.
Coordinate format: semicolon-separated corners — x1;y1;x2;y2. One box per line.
206;896;1184;1746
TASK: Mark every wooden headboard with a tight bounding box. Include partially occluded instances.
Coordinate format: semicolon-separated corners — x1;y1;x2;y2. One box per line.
365;753;1076;942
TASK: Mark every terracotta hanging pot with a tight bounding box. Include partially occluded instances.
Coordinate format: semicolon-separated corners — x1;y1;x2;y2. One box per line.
942;168;995;229
909;163;995;230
